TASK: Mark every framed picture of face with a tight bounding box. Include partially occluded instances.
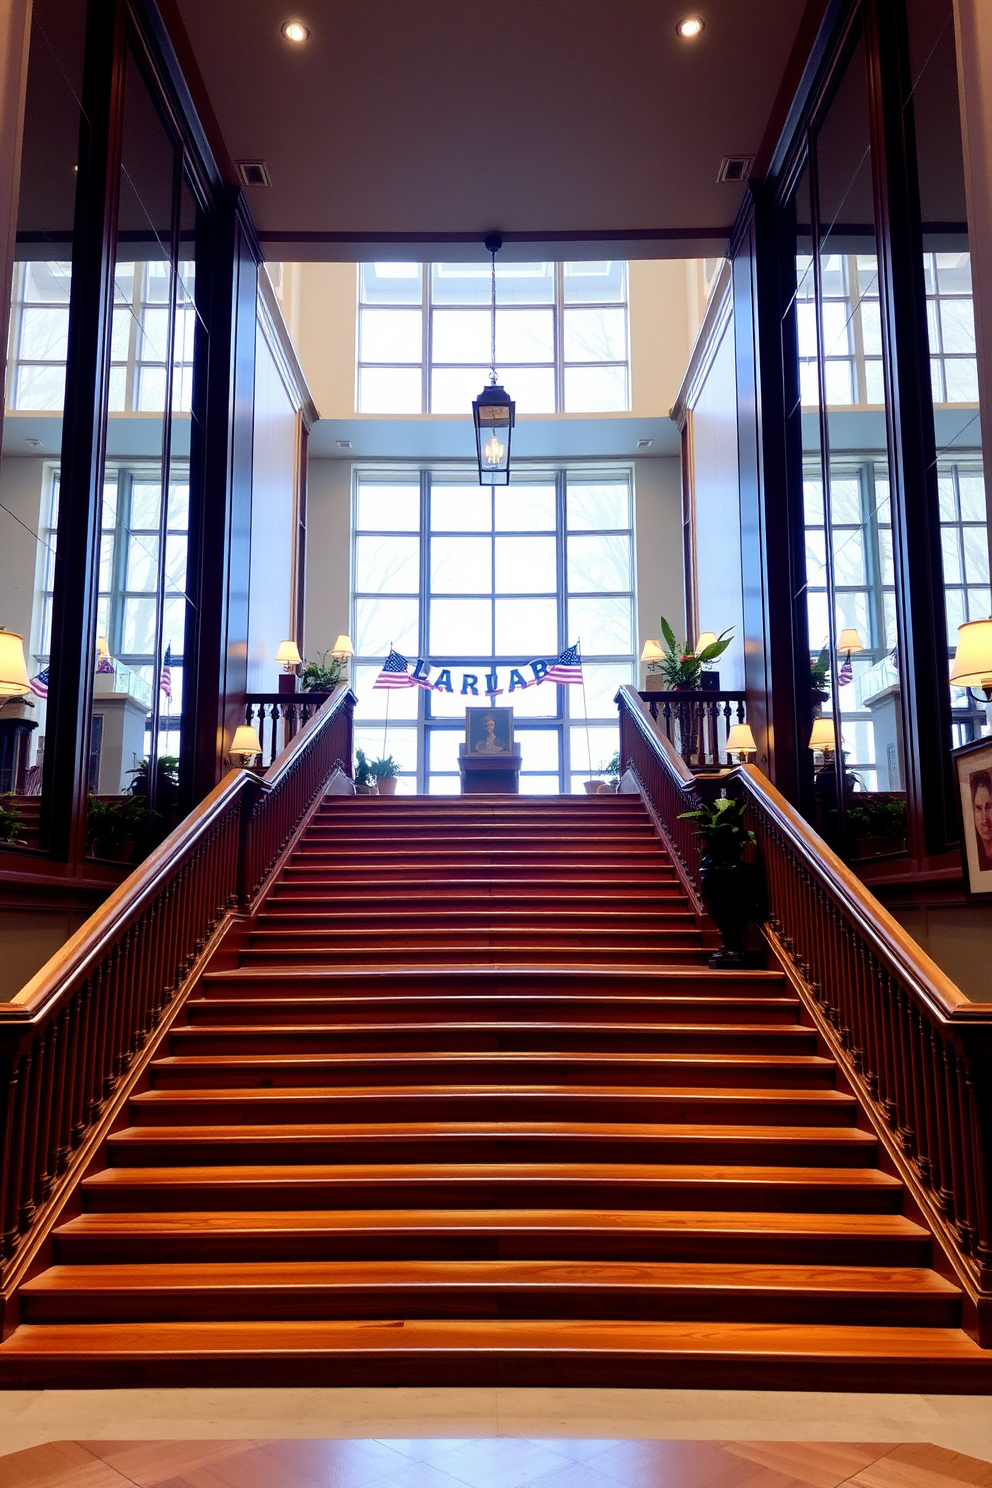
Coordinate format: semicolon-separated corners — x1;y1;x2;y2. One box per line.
952;737;992;895
466;706;514;756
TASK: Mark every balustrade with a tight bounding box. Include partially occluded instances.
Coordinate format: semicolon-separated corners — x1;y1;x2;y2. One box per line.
243;692;334;767
0;684;355;1296
618;683;992;1334
638;690;746;770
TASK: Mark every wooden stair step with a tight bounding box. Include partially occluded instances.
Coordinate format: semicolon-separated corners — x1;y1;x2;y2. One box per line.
198;965;789;994
78;1160;906;1214
255;908;697;927
131;1085;858;1127
19;1260;961;1328
235;948;714;967
55;1207;930;1266
104;1121;878;1167
4;1317;987;1391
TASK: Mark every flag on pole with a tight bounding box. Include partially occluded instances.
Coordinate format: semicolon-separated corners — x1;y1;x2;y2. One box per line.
547;643;583;685
29;666;49;698
161;643;173;700
837;651;853;687
373;647;414;688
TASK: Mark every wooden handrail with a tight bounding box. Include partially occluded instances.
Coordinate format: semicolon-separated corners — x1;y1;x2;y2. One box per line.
618;681;992;1333
0;682;356;1286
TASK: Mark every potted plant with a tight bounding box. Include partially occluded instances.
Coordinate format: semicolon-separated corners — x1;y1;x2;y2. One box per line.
810;648;830;708
597;750;621;793
368;755;400;795
847;798;907;858
300;651;344;692
658;618;733;760
86;793;150;862
0;795;25;845
353;747;376;795
679;794;764;967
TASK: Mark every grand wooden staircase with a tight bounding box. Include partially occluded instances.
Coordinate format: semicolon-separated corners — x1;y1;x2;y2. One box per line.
1;789;990;1389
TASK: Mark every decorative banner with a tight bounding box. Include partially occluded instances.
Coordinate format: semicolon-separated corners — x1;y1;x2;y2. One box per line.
373;644;583;695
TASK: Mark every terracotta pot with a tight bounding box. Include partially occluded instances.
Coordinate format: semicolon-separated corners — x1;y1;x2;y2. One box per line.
375;776;398;795
597;782;618;793
354;782;376;795
583;780;603;794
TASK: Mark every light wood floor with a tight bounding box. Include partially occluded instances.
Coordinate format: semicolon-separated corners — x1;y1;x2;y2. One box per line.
2;1439;991;1488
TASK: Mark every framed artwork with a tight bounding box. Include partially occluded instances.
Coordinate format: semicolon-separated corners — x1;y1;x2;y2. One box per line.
465;706;514;756
952;736;992;895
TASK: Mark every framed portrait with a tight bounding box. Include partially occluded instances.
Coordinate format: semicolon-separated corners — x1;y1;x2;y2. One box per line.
465;706;514;757
952;737;992;896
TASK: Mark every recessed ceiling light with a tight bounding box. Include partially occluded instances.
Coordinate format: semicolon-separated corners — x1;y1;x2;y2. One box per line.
281;19;310;42
676;15;704;38
636;438;653;449
335;440;353;450
24;437;44;448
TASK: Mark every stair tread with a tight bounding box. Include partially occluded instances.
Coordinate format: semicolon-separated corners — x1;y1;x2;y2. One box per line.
23;1260;958;1295
109;1120;876;1142
135;1085;854;1103
201;965;787;982
4;1318;985;1362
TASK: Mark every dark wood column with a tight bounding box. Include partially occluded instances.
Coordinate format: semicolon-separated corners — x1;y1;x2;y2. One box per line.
40;0;128;862
864;0;955;862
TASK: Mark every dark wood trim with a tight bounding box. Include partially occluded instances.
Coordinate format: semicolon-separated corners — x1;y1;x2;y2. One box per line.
256;264;318;429
40;0;128;863
668;260;732;430
864;0;956;860
130;0;228;200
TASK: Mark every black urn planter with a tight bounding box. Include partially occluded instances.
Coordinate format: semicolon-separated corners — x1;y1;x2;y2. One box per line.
698;852;764;968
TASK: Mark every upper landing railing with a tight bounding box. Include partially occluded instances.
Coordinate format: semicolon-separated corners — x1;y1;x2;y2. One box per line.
0;685;355;1305
638;689;747;771
617;683;992;1344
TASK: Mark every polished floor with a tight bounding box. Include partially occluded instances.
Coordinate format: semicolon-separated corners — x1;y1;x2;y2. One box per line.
2;1436;992;1488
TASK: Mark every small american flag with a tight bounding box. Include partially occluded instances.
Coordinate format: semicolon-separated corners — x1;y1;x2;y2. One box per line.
160;643;172;701
29;666;49;698
546;643;583;685
837;651;853;687
373;647;413;689
96;655;115;674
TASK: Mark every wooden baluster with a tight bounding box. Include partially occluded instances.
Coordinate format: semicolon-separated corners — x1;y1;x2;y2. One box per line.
952;1057;978;1255
34;1020;58;1203
86;964;106;1124
905;1003;931;1183
964;1063;992;1268
18;1028;45;1230
918;1020;944;1205
48;1006;71;1176
893;986;916;1154
0;1053;24;1258
943;1046;968;1234
71;981;95;1145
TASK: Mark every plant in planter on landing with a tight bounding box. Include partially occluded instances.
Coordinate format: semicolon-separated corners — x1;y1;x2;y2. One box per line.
86;793;151;862
368;755;400;795
300;652;344;692
679;794;764;967
658;617;733;689
0;795;25;845
847;797;907;858
353;747;376;794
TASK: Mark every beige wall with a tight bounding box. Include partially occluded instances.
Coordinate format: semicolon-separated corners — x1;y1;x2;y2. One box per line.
0;453;46;647
303;458;353;659
634;455;684;667
269;259;704;421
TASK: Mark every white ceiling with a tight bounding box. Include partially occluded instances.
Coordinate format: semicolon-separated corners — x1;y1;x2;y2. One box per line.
170;0;816;260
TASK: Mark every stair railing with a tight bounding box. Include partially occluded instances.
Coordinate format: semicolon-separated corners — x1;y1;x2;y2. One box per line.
638;688;747;769
242;691;335;768
618;682;992;1340
0;683;355;1296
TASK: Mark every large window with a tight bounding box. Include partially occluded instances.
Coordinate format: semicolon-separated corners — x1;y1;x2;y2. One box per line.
357;262;630;416
352;469;635;792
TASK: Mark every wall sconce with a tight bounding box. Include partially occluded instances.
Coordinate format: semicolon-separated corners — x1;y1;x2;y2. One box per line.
0;630;31;696
809;716;836;754
331;634;354;664
837;628;863;659
640;638;665;672
275;640;302;672
230;723;262;769
725;722;757;763
950;618;992;702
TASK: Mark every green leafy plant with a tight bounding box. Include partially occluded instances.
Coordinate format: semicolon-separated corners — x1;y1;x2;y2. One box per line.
847;798;907;841
128;755;180;787
300;652;344;692
367;754;400;780
0;795;24;844
810;649;830;691
353;747;374;787
659;617;733;688
86;793;150;854
600;750;621;782
679;795;756;862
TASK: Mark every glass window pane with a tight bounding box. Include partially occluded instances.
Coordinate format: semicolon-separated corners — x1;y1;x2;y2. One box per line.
563;307;626;363
581;662;634;716
161;597;186;651
564;364;628;413
497;309;554;362
130;483;160;528
432;309;490;363
521;774;560;795
803;478;825;525
823;359;855;405
429;686;474;719
496;484;556;530
123;596;157;653
431;261;554;306
358;366;422;414
428;730;466;772
127;535;159;591
358;483;420;531
567;481;630;530
942;528;963;583
360;307;422;363
353;724;417;774
936;254;972;294
430;365;489;414
360;263;422;304
504;677;559;717
23;261;71;302
430;597;492;654
14;363;65;410
99;534;115;592
563;261;626;304
831;529;866;586
428;775;461;795
137;364;167;412
938;299;976;354
964;527;990;584
567;534;631;593
958;474;986;521
570;723;620;775
517;730;559;771
431;485;491;531
567;595;632;654
356;534;420;593
504;366;556;414
495;536;557;593
944;359;979;402
494;597;558;655
167;482;189;529
19;306;69;360
164;534;187;590
937;475;957;521
355;596;419;656
431;535;491;593
829;477;862;524
352;662;420;719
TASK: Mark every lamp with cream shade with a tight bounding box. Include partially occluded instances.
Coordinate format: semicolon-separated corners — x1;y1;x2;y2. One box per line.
0;630;30;696
837;628;863;654
950;618;992;701
330;634;354;662
725;722;757;762
809;716;836;752
640;638;665;669
695;631;717;653
275;640;302;672
230;723;262;767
